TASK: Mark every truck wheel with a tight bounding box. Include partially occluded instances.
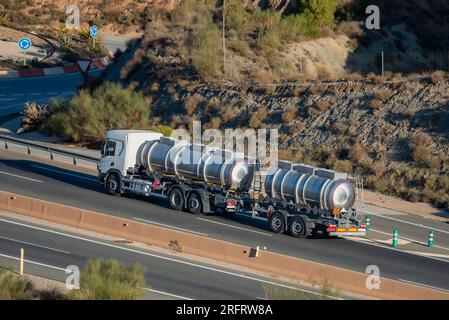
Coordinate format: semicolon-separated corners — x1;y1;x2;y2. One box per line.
289;217;306;238
187;192;202;215
106;173;121;196
168;188;184;211
269;212;285;233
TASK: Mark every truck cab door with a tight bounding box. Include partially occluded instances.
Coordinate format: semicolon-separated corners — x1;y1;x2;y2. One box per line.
99;139;123;175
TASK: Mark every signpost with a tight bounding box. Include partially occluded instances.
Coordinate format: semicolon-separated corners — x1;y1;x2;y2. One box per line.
18;37;32;65
90;25;98;50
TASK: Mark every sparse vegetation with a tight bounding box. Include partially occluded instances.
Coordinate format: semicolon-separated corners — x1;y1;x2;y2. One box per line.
409;132;432;164
69;259;146;300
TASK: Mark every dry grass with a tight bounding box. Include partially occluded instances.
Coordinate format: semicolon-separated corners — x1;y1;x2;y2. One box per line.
282;109;298;123
409;132;432;164
183;94;203;115
249;107;268;129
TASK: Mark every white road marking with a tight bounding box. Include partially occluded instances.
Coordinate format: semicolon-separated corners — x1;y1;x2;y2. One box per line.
0;235;70;254
0;170;42;183
0;94;73;110
398;279;449;293
197;217;272;237
30;165;97;182
346;236;449;264
0;252;190;299
133;217;208;236
0;217;341;300
0;252;69;272
365;211;449;235
370;228;449;252
142;288;193;300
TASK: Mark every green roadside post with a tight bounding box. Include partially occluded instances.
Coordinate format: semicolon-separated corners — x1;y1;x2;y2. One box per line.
392;229;398;248
365;215;371;231
428;230;434;248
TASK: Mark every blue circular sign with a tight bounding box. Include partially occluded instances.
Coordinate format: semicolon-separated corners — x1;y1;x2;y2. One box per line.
18;37;32;51
90;25;98;38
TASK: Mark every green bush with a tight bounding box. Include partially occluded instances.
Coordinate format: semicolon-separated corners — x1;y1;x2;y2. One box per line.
42;82;150;142
69;259;146;300
192;20;223;79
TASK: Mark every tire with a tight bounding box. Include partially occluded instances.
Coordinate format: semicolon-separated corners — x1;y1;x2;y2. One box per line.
187;192;202;215
289;216;306;238
106;173;121;196
168;188;184;211
269;212;285;233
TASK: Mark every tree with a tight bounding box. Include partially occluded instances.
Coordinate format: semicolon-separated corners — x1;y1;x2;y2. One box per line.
300;0;338;28
69;259;146;300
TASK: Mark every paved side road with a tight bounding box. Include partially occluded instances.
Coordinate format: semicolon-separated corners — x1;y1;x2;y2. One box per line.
0;70;102;117
0;214;343;300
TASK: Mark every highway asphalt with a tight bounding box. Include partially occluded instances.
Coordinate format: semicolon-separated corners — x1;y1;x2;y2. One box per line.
0;214;339;300
0;70;102;117
0;150;448;293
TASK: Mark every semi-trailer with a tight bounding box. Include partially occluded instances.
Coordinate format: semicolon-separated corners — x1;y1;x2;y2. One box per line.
98;130;366;238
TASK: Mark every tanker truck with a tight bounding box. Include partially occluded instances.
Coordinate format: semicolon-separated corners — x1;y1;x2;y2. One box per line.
98;130;366;238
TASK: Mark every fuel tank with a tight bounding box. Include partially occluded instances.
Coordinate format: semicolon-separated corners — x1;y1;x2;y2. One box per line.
264;161;355;210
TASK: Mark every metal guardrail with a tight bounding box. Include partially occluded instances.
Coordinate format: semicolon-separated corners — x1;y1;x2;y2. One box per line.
0;133;99;166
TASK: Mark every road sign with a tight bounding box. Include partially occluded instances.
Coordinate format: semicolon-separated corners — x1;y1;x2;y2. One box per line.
90;25;98;39
18;37;32;51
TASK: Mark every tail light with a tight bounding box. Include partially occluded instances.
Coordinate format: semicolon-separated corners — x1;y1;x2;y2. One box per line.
153;180;160;186
327;225;337;232
227;201;236;206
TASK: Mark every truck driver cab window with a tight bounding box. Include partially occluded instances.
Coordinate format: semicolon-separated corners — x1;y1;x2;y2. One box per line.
104;140;117;157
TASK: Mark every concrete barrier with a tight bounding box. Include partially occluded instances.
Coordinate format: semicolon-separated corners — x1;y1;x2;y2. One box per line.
0;189;448;300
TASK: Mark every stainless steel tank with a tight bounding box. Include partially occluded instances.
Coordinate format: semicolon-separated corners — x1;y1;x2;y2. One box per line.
264;161;355;210
137;137;254;190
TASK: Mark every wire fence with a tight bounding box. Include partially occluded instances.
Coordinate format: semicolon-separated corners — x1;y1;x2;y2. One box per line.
346;51;449;75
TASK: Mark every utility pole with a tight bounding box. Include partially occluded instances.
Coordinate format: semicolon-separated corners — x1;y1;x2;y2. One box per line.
222;0;226;81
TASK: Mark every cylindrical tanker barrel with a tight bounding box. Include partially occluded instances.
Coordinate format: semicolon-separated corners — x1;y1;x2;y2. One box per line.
137;137;254;191
264;161;355;210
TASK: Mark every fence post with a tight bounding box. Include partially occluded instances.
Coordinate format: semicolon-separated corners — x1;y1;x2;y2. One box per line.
20;248;24;276
381;51;385;77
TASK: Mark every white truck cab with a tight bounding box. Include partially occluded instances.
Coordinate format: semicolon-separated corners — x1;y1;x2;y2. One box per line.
98;130;162;191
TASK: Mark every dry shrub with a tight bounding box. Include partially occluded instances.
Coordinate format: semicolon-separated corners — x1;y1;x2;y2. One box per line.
409;132;432;164
249;108;268;129
308;100;329;117
346;73;363;82
333;160;353;173
183;94;203;115
21;102;49;132
221;107;236;123
204;116;222;130
282;109;298;123
372;160;386;177
150;82;160;94
316;65;336;81
402;107;417;118
349;141;371;164
430;71;445;84
120;48;144;80
375;90;391;102
370;99;382;109
289;122;305;135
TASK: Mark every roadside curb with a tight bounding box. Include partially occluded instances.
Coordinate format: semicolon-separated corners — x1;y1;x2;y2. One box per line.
0;56;111;79
1;189;448;300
